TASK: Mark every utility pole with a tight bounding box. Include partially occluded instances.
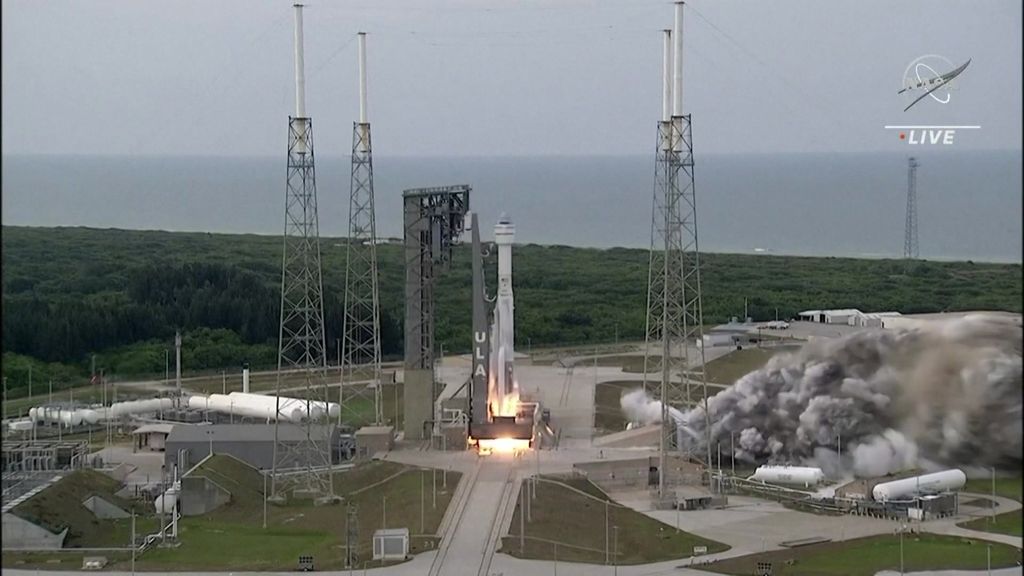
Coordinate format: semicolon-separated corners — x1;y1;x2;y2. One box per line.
175;330;182;393
991;467;996;524
605;500;610;564
613;525;619;576
899;524;905;575
263;472;268;529
131;511;137;576
838;432;842;468
222;371;226;395
731;431;735;475
520;483;526;553
382;495;387;529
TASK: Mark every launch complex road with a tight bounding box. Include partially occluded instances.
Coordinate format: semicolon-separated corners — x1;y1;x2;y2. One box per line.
426;456;520;576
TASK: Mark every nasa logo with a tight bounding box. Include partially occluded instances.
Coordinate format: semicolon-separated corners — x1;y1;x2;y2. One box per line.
883;54;980;146
899;55;970;112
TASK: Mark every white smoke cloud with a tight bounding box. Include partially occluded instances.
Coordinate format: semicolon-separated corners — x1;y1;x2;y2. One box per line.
634;314;1022;477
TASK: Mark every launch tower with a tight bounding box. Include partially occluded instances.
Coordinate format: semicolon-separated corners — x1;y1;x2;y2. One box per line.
340;32;384;427
402;186;470;442
642;2;714;500
271;3;334;502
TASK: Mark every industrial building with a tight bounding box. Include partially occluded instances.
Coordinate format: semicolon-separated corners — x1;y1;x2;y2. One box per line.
163;423;341;472
131;423;175;452
796;309;902;326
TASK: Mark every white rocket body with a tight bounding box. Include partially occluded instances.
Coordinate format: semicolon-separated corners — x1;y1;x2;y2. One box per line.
491;214;517;416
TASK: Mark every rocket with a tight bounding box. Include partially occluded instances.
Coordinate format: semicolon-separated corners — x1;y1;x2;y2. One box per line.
491;213;517;416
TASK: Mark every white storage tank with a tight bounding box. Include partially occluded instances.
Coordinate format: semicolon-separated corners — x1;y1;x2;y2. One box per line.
749;465;825;487
872;469;967;502
153;482;181;514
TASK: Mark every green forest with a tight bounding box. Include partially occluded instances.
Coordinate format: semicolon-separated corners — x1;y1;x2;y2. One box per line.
2;225;1020;398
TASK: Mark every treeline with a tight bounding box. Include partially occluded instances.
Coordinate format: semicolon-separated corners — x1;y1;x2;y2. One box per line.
2;226;1020;397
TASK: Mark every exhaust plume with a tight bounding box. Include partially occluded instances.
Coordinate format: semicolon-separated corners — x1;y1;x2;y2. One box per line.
642;314;1022;476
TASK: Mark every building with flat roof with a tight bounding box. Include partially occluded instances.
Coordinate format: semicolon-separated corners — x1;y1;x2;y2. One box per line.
164;424;339;473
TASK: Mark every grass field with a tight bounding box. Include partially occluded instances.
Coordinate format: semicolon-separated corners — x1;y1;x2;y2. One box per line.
501;475;727;565
703;347;779;385
704;533;1023;575
10;469;156;548
963;475;1023;503
121;456;460;570
958;509;1024;538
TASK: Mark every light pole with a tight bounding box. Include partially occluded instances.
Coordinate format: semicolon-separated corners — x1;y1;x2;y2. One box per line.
730;431;735;476
263;472;268;529
207;429;213;456
899;524;906;575
131;511;136;576
165;350;169;386
605;500;609;564
28;365;32;399
420;470;425;534
382;495;387;529
222;371;226;395
612;525;619;575
991;467;996;525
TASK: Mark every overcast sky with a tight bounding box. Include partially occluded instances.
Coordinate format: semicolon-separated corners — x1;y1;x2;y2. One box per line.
2;0;1021;157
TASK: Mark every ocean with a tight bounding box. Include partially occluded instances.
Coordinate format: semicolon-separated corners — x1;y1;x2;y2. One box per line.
2;151;1021;263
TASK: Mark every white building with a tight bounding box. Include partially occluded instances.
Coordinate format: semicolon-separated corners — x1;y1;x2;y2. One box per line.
797;309;901;327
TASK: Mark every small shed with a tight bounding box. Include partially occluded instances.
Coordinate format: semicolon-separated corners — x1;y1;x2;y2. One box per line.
372;528;409;560
132;423;176;452
355;426;395;459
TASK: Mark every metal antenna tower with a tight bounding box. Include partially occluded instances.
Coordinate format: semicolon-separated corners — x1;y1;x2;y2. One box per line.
904;156;919;261
271;3;334;502
345;503;359;568
340;32;383;427
642;3;714;501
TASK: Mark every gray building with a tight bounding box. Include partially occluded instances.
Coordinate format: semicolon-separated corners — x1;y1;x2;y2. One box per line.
164;424;339;473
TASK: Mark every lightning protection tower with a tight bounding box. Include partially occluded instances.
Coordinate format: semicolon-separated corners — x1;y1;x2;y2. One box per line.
340;32;384;427
272;3;334;502
642;3;714;501
903;156;919;263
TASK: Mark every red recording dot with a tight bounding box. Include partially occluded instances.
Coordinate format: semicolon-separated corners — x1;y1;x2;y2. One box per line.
899;133;906;140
